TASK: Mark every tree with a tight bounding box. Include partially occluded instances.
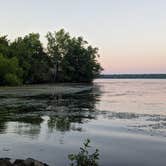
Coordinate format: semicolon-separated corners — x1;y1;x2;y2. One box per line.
46;29;103;82
0;36;10;57
46;29;70;81
0;29;102;85
10;33;51;83
61;36;102;82
0;54;23;85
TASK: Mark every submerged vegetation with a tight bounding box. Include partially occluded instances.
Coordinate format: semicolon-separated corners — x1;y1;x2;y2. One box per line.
0;29;102;85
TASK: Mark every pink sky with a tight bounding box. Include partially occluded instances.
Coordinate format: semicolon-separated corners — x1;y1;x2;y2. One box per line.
101;55;166;74
1;0;166;74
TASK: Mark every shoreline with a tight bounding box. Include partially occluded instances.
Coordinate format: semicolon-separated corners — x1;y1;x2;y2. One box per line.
0;84;93;97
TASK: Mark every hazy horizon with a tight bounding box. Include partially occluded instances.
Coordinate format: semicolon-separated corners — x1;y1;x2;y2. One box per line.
0;0;165;74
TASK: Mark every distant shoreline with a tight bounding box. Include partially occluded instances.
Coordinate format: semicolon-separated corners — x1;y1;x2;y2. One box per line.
99;74;166;79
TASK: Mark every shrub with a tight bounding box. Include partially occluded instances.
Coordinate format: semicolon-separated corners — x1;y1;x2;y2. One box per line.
4;73;22;86
68;139;99;166
0;54;23;85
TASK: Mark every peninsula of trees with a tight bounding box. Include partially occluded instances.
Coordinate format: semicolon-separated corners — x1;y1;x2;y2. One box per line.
0;29;102;85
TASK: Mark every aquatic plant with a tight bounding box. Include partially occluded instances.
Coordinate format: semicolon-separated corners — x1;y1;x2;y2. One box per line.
68;139;99;166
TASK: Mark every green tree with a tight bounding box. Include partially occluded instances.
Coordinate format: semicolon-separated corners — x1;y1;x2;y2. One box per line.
0;29;102;85
0;54;23;85
46;29;102;82
46;29;70;81
0;36;10;57
61;36;102;82
10;33;51;83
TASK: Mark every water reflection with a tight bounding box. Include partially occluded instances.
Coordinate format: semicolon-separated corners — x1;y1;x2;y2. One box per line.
0;86;101;136
48;116;81;132
0;82;166;138
13;123;41;139
45;88;101;133
0;120;7;134
1;80;166;166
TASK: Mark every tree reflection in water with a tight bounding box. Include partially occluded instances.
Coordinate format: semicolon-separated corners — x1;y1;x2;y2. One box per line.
47;88;101;132
0;85;101;137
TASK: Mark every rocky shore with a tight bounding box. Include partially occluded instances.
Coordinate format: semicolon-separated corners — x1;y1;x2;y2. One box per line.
0;158;49;166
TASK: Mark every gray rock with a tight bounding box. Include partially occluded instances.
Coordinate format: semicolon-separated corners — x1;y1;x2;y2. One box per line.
13;159;25;166
0;158;12;166
23;158;35;166
34;160;45;166
0;158;49;166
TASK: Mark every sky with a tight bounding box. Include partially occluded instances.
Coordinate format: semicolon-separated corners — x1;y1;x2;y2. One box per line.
0;0;166;74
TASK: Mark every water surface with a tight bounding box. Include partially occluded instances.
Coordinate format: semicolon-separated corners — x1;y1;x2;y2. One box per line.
0;79;166;166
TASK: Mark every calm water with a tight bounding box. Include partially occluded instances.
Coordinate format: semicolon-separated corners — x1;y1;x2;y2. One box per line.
0;79;166;166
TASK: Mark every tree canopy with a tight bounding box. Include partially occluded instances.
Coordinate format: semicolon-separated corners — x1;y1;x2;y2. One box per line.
0;29;102;86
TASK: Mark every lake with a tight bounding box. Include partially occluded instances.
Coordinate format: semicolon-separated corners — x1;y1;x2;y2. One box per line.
0;79;166;166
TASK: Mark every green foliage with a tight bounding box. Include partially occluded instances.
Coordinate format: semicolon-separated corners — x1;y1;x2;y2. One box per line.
46;29;71;81
0;29;102;85
68;139;100;166
10;33;51;83
0;36;10;57
47;29;103;82
4;73;22;86
0;55;23;85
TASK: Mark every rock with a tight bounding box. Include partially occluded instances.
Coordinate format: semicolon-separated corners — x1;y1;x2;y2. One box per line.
34;160;45;166
44;163;49;166
0;158;12;166
13;159;25;166
23;158;48;166
0;158;49;166
23;158;35;166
